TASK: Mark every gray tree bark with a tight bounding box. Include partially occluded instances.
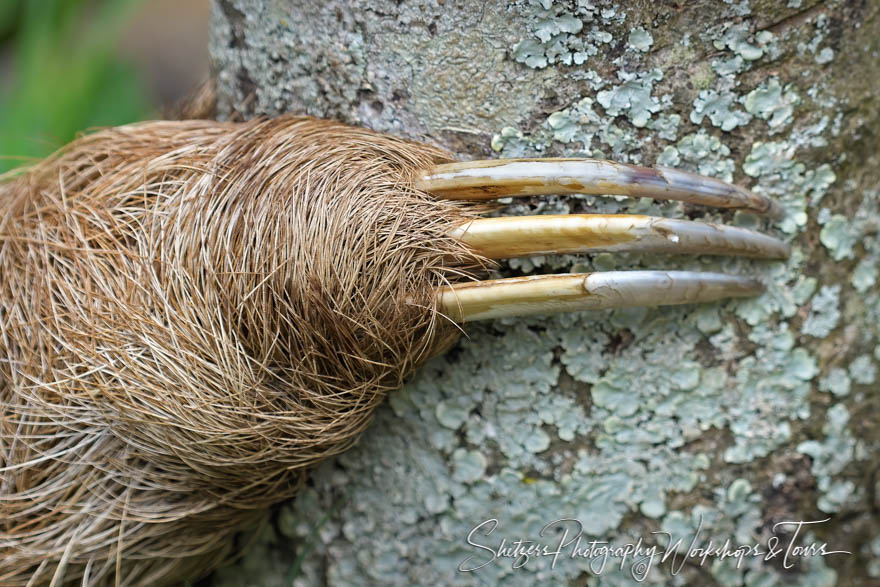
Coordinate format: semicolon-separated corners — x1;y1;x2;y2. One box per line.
207;1;879;585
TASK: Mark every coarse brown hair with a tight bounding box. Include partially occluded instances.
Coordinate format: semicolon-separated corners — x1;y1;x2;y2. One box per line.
0;116;484;584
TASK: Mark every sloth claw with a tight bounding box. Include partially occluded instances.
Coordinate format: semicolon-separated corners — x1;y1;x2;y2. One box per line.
420;158;786;322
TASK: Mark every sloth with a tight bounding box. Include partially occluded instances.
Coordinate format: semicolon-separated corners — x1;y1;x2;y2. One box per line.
0;116;787;585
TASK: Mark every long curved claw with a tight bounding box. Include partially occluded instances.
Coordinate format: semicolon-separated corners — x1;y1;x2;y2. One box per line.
417;158;781;217
419;157;786;322
451;214;791;260
438;271;763;322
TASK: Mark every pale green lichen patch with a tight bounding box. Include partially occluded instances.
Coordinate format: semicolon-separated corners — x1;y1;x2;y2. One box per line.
627;27;653;52
852;258;878;293
713;23;764;61
490;126;520;152
489;87;671;169
798;12;834;64
645;112;680;141
435;398;473;430
743;142;836;235
596;69;664;128
819;368;852;397
510;0;619;69
723;323;817;463
712;54;745;77
690;22;790;137
802;285;842;338
657;130;735;182
804;164;837;205
690;88;752;131
744;78;800;131
711;22;778;63
819;214;858;261
545;96;603;145
734;247;815;326
848;355;877;386
815;47;835;64
798;404;859;513
451;449;488;483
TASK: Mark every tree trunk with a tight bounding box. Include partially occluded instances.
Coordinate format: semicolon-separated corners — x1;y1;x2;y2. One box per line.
208;1;879;585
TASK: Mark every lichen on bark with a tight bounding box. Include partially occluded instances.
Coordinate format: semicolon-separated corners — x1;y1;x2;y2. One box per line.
209;1;879;585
